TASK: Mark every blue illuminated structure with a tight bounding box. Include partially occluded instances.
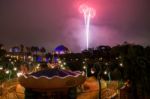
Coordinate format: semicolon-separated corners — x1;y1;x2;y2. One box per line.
54;45;69;54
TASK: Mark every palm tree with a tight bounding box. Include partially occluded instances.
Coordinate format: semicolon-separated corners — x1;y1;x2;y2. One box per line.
26;46;30;52
0;44;4;49
40;47;46;56
0;47;6;57
35;46;39;55
31;46;39;62
31;46;39;54
20;44;24;52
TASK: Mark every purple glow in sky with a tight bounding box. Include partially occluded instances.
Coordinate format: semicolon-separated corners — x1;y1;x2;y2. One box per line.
0;0;150;52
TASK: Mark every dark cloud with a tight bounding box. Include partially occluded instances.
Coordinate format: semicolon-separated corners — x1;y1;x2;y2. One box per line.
0;0;150;52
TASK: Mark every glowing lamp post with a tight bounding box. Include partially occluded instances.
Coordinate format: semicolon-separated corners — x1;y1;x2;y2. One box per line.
79;4;96;50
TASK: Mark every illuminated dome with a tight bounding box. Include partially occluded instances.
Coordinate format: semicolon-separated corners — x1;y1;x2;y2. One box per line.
54;45;69;54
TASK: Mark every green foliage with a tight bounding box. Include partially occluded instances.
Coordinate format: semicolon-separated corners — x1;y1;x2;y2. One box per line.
0;49;18;81
0;71;6;81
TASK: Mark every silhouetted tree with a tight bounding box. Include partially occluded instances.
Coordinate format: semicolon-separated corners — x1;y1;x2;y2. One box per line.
40;47;46;56
20;44;24;52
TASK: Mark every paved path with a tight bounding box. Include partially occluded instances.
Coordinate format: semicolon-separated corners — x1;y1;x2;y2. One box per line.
78;91;98;99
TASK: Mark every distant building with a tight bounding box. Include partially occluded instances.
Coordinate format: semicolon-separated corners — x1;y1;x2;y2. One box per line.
54;45;70;54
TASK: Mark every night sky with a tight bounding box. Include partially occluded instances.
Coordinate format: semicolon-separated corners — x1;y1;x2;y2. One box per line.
0;0;150;52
